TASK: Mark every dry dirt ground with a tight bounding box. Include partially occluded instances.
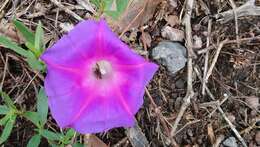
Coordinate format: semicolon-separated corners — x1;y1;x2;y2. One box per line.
0;0;259;146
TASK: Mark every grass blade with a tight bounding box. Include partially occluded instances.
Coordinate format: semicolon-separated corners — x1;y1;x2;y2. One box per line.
37;87;48;125
13;20;35;44
0;36;29;57
34;22;44;53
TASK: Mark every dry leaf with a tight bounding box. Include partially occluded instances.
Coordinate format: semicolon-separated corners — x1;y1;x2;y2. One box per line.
87;135;108;147
113;0;162;32
0;19;22;43
245;96;259;109
166;15;179;27
207;123;215;144
161;26;184;42
141;31;152;47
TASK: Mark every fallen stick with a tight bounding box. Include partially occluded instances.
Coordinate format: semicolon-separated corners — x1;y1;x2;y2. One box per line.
170;0;195;137
215;0;260;23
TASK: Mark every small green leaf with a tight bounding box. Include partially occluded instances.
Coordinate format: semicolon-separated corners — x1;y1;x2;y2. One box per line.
34;21;44;54
23;111;41;127
65;129;75;138
62;129;76;144
0;105;10;115
0;36;29;57
27;134;41;147
37;87;48;125
0;115;16;144
26;51;45;71
0;92;16;109
41;130;62;141
13;20;35;44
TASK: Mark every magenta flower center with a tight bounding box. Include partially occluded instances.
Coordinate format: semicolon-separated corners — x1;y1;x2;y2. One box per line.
93;60;113;80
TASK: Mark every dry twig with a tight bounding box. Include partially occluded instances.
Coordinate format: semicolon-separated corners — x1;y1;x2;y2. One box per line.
50;0;83;21
0;54;8;91
228;0;240;48
194;67;248;147
170;0;195;137
197;36;260;54
202;19;211;95
215;0;260;23
205;39;228;81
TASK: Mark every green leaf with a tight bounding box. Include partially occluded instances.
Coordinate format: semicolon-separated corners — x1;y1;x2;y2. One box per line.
41;130;62;141
104;11;120;19
0;35;44;71
61;129;76;144
116;0;128;13
0;115;16;144
0;36;30;57
23;111;41;127
0;105;10;115
13;20;35;44
34;21;44;54
104;0;114;10
27;134;41;147
0;115;9;126
72;143;84;147
0;91;16;109
37;87;48;125
26;51;45;71
104;0;128;19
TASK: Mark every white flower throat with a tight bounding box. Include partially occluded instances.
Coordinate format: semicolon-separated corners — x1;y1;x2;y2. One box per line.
93;60;112;79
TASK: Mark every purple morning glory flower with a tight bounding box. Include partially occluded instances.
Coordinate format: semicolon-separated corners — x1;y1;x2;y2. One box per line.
41;19;158;133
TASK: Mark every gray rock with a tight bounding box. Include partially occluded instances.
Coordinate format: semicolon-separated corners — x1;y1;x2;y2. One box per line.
126;122;149;147
222;137;238;147
152;41;187;74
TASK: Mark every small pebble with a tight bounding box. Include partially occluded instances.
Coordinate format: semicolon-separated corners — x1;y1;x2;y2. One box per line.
222;136;238;147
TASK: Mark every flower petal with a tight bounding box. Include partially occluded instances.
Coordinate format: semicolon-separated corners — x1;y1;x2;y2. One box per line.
72;93;134;133
117;62;158;113
41;20;100;68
